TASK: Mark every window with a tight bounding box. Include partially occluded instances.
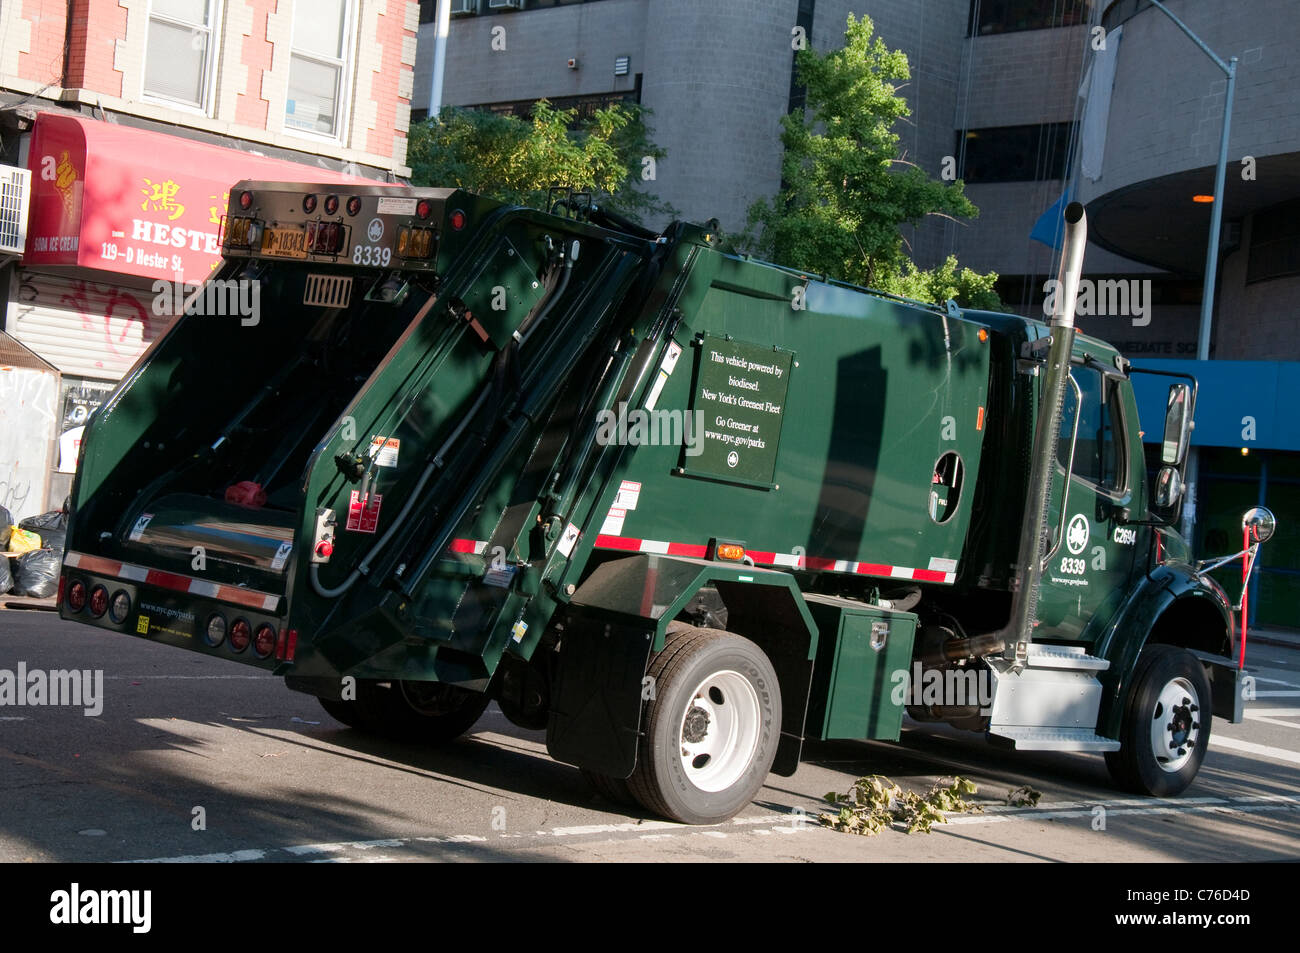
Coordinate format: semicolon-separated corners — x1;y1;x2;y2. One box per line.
465;86;641;124
957;122;1074;183
1247;199;1300;284
143;0;218;110
286;0;352;138
1058;367;1125;491
969;0;1093;37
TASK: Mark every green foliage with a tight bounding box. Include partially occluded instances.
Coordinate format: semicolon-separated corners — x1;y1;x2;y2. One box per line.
1005;785;1043;807
742;14;1000;309
407;100;674;224
820;775;982;836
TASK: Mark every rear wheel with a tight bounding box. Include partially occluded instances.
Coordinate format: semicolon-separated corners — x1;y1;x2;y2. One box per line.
320;680;489;743
627;626;780;824
1105;645;1212;796
581;769;638;807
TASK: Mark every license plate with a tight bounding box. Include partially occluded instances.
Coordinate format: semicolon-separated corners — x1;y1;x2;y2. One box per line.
261;226;308;259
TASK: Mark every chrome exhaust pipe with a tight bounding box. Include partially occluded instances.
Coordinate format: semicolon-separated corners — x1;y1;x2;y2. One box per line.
1003;202;1088;662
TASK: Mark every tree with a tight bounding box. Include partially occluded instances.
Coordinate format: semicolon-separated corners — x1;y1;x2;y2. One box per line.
407;100;674;224
742;14;1000;310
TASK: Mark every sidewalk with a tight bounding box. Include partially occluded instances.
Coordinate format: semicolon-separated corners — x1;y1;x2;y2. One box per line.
1248;626;1300;651
0;594;56;611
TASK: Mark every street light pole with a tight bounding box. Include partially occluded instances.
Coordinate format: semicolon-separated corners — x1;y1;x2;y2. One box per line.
1146;1;1238;541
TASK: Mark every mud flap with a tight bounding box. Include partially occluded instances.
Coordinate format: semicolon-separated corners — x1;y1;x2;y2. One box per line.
546;614;655;778
1204;658;1246;724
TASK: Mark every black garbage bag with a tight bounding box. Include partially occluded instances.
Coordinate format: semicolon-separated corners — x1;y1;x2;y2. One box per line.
13;548;60;598
18;511;66;557
0;505;12;551
19;510;68;533
0;555;12;595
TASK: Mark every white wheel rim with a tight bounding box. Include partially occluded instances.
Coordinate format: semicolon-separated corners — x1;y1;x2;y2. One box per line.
1149;676;1201;773
677;669;761;793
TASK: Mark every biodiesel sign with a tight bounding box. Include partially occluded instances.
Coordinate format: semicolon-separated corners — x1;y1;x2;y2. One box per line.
687;334;793;487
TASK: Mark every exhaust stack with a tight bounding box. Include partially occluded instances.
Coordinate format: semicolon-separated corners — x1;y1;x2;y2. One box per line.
1004;201;1088;661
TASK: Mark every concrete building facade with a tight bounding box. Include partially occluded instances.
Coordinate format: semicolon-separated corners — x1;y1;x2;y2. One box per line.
413;0;1299;626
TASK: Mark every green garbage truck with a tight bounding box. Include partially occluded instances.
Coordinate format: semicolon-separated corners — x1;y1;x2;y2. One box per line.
57;183;1271;824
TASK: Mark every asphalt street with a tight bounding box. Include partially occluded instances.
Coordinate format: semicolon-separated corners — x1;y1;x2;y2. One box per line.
1;609;1297;863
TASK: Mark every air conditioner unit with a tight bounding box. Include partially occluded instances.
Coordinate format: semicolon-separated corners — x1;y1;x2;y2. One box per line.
450;0;479;16
487;0;523;11
0;165;31;257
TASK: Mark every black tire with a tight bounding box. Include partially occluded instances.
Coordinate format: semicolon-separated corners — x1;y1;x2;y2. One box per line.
1105;644;1212;797
321;680;489;743
627;626;781;825
318;695;365;729
580;769;638;807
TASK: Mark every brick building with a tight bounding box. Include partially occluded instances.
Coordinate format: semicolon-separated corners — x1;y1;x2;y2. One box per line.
0;0;419;519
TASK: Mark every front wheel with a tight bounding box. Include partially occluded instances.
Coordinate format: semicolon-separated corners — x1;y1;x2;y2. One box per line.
1105;645;1212;797
627;626;781;824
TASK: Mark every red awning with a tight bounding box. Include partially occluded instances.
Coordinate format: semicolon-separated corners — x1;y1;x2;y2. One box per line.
24;113;375;284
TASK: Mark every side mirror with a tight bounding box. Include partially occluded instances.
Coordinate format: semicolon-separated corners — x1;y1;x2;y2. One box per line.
1155;466;1182;508
1243;506;1277;543
1161;383;1194;466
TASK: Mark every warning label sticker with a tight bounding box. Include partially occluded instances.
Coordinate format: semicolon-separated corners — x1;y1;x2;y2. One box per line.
377;196;418;216
600;507;627;536
129;513;153;542
614;480;641;510
271;541;293;571
368;436;400;468
557;522;581;557
345;492;383;534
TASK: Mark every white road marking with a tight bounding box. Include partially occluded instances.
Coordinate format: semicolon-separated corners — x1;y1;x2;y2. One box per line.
1209;734;1300;765
116;790;1300;863
1243;709;1300;730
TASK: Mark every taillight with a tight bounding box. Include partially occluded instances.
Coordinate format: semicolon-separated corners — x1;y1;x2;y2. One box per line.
108;591;132;625
274;628;300;661
88;585;109;618
346;195;362;216
239;190;254;210
308;221;344;255
416;199;433;220
204;613;227;647
229;618;252;653
67;579;87;613
225;216;261;249
303;193;317;213
397;226;435;258
449;209;466;230
253;624;277;659
324;194;339;215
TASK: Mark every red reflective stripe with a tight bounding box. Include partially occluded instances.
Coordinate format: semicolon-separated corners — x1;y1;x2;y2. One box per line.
747;550;777;564
145;569;194;592
855;563;893;576
286;629;298;662
911;569;948;583
666;542;707;558
595;534;641;551
805;556;838;571
447;538;478;554
67;552;123;577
